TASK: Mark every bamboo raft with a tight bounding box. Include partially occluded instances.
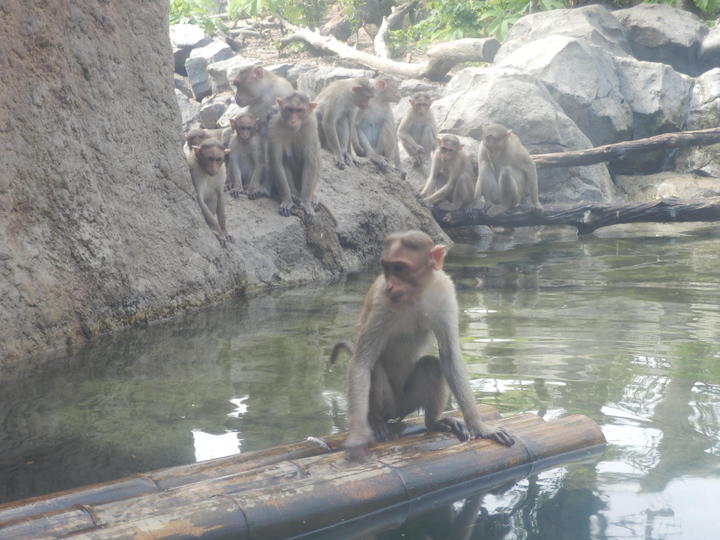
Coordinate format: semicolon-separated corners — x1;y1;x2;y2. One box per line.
0;405;605;539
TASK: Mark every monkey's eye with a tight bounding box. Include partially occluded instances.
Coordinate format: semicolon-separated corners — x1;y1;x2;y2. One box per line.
440;147;453;154
205;157;224;164
285;107;305;114
238;126;254;132
383;261;407;275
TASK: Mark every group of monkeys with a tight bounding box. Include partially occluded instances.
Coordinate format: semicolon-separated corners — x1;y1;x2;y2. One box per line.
185;63;542;245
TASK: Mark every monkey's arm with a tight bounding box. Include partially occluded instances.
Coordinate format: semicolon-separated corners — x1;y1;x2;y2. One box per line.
226;150;244;195
321;107;345;168
268;135;294;215
432;287;514;446
524;159;542;208
214;182;232;241
191;173;222;235
245;142;267;197
418;153;439;196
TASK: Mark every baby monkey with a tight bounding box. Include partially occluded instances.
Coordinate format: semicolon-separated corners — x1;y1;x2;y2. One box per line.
227;113;267;199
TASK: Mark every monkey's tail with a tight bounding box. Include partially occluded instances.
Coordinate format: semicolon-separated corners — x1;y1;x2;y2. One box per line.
329;340;354;364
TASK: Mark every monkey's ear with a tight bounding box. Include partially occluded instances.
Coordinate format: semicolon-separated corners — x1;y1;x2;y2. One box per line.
276;98;284;107
409;98;416;105
308;102;318;111
192;145;201;158
506;129;513;137
225;148;231;155
229;118;237;129
376;80;386;91
253;65;264;79
458;144;464;150
436;138;442;145
429;244;447;270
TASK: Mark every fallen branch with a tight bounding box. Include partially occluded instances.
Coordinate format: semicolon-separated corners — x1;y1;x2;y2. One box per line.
374;1;418;58
532;128;720;169
432;197;720;234
279;27;498;81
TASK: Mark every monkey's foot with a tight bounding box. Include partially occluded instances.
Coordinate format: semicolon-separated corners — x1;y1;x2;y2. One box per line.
228;188;244;199
477;426;515;446
247;188;269;200
333;156;346;169
224;234;235;244
278;201;293;217
430;417;470;442
301;207;315;225
345;444;370;462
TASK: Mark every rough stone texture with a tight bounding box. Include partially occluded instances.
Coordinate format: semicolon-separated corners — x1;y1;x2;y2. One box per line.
676;68;720;177
207;55;254;95
615;172;720;201
0;2;446;363
494;5;631;61
496;35;632;146
613;4;708;76
699;21;720;74
199;93;233;129
169;23;211;76
432;67;617;203
175;89;201;131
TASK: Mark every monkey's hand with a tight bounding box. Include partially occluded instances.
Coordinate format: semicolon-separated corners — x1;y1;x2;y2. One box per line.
246;186;270;200
430;417;470;442
333;154;346;169
299;203;315;225
344;427;375;462
473;425;515;447
368;154;388;172
228;188;244;199
278;199;294;217
225;233;235;244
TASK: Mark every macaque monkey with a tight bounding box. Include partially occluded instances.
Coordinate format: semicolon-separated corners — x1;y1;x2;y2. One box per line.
226;113;267;199
344;230;514;460
475;123;542;215
398;93;437;168
188;138;234;247
184;128;208;159
267;92;321;224
419;134;475;209
316;77;374;169
232;64;294;132
353;77;402;172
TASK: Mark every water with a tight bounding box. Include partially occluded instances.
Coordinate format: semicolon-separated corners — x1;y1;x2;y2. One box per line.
2;224;720;539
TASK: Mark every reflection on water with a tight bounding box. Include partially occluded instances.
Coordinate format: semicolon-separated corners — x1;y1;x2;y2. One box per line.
2;224;720;539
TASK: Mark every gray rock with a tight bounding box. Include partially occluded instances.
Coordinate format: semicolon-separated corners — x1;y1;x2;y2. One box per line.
496;35;631;146
174;73;192;98
699;20;720;73
169;23;212;75
495;5;631;61
175;89;201;131
433;67;617;203
613;4;708;76
207;55;255;95
218;104;243;128
676;68;720;176
400;79;442;97
199;94;233;129
185;39;235;101
616;172;720;201
297;66;377;98
285;64;317;87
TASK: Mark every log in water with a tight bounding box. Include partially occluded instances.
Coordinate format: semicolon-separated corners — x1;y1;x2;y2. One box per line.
0;406;604;539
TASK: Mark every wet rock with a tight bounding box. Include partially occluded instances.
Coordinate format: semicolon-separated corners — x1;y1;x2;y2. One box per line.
676;69;720;177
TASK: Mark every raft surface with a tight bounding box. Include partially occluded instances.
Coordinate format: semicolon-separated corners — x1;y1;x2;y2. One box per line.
0;406;605;539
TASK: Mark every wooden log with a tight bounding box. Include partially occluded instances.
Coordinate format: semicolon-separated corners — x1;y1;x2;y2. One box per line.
0;405;500;523
433;197;720;234
0;412;605;539
532;127;720;169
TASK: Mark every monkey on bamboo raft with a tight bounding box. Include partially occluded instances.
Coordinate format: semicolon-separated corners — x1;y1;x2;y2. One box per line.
475;123;542;215
335;230;514;460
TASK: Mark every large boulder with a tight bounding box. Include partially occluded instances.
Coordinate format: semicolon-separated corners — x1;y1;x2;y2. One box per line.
494;5;631;61
676;69;720;177
207;55;254;95
169;23;211;76
185;39;234;101
297;66;377;98
199;93;233;129
699;20;720;74
175;89;201;131
496;35;632;146
433;67;617;203
0;2;446;363
613;4;708;76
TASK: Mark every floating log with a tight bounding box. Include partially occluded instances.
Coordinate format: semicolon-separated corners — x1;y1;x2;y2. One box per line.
433;197;720;234
0;408;604;539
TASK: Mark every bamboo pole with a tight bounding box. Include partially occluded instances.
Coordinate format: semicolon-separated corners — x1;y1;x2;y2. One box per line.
0;412;605;540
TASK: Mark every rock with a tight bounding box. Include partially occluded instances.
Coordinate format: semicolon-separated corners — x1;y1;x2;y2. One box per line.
185;40;235;101
285;64;317;87
175;89;201;131
495;5;631;61
613;4;708;76
496;35;631;146
174;73;192;98
169;23;211;76
297;66;377;98
699;20;720;73
676;68;720;177
400;79;442;97
616;172;720;201
433;67;617;203
199;93;233;129
218;104;243;128
207;55;254;95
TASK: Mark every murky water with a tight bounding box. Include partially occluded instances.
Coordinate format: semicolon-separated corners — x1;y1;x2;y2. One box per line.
2;224;720;539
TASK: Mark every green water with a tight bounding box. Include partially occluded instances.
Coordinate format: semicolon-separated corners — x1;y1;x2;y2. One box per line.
2;224;720;539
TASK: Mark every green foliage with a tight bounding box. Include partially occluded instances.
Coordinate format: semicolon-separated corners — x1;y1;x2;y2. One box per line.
226;0;327;28
169;0;225;34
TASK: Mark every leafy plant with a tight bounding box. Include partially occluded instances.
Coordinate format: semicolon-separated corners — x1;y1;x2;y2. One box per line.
169;0;225;34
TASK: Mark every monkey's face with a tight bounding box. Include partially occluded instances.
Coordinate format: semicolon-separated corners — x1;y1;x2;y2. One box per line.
281;101;309;131
233;117;257;141
380;251;431;305
483;128;510;152
410;96;432;114
439;144;458;162
353;85;374;109
198;147;225;176
233;69;260;106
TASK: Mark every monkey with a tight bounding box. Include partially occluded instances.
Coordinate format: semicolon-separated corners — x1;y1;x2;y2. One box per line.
188;138;234;247
475;123;542;215
418;134;475;210
184;128;208;160
226;113;268;199
343;230;514;460
232;63;294;133
267;92;322;224
353;77;402;172
315;77;374;170
397;93;437;169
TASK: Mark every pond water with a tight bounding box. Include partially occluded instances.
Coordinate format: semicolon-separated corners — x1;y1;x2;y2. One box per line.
2;224;720;539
